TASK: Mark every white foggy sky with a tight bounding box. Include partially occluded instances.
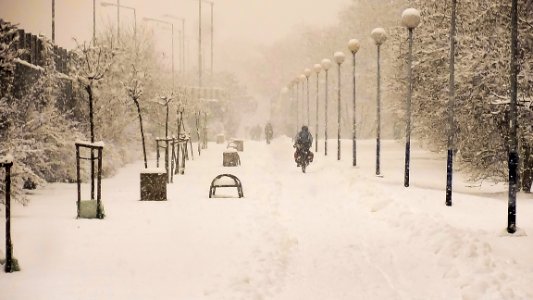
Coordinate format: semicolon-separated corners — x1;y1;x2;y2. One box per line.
1;0;350;118
0;0;350;49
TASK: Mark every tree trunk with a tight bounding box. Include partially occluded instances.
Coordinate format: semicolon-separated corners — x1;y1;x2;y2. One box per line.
86;84;95;200
196;111;201;155
134;98;147;168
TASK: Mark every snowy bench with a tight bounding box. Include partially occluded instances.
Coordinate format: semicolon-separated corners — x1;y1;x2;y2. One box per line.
209;174;244;198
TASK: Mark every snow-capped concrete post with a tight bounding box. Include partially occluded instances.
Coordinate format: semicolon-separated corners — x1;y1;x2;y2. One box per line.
313;63;322;153
334;51;345;161
371;28;387;176
1;156;19;272
507;0;519;234
446;0;457;206
304;68;312;126
140;168;167;201
223;149;240;167
75;141;105;219
321;58;332;156
401;8;421;188
348;39;360;167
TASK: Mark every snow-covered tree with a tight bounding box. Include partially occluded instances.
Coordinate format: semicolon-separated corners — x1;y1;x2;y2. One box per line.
389;0;533;189
124;65;148;168
0;20;25;204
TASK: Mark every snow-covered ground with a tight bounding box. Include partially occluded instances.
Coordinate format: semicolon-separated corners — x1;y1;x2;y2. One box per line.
1;137;532;299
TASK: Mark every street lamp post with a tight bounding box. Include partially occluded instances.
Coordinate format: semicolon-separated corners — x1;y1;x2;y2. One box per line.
299;74;306;126
304;68;312;126
117;0;120;40
401;8;421;187
321;58;332;156
101;2;136;43
313;63;322;152
143;17;174;90
446;0;457;206
348;39;360;167
280;87;288;126
334;51;345;161
52;0;55;43
507;0;519;234
371;28;387;176
93;0;96;42
198;0;203;89
163;16;186;75
208;1;214;98
291;79;298;135
194;1;213;151
295;78;300;134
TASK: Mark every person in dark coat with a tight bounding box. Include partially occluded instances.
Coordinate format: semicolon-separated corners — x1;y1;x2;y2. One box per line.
293;125;314;165
264;122;273;143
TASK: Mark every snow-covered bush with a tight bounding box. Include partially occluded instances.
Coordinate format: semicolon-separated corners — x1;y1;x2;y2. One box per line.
1;21;82;203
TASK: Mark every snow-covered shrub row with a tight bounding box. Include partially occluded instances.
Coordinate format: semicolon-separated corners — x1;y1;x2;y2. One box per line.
0;24;167;203
0;19;258;204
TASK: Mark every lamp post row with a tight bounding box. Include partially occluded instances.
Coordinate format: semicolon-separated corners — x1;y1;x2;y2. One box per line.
51;0;218;95
283;4;521;234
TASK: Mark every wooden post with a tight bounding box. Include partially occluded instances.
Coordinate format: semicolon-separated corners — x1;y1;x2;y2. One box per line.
170;138;175;183
181;143;186;173
76;145;81;218
24;33;32;63
36;38;43;67
30;35;37;65
156;139;160;168
75;142;105;219
17;29;24;51
97;148;103;219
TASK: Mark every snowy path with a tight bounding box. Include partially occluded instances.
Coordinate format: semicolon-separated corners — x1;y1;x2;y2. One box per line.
1;138;533;299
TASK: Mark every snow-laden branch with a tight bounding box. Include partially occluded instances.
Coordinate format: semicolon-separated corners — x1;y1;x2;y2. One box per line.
13;58;44;71
490;92;510;105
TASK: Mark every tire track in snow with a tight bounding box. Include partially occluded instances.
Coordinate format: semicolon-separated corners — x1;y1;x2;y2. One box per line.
275;149;408;299
205;140;299;300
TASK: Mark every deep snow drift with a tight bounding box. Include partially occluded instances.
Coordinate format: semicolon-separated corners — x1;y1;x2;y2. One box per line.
1;138;532;299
